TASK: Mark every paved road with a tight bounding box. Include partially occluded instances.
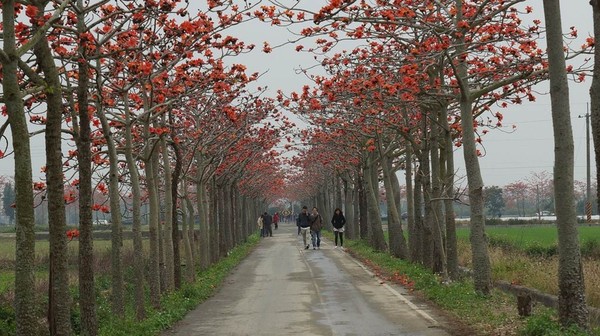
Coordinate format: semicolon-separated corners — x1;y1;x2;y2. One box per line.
163;222;451;336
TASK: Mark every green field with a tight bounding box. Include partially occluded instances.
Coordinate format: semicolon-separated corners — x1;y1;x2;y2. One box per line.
456;225;600;249
0;238;146;296
0;238;148;261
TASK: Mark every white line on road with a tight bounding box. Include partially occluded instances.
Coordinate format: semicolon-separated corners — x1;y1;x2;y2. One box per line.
342;250;440;325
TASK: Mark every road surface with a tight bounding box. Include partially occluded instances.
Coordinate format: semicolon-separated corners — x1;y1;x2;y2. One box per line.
164;222;452;336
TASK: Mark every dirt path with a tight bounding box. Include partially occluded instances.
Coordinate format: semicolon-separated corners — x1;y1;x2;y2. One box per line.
163;222;451;336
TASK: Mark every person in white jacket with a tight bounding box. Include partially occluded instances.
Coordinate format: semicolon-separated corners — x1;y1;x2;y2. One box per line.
257;215;264;237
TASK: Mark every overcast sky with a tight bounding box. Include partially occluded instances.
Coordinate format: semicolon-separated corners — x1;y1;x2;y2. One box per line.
0;1;594;190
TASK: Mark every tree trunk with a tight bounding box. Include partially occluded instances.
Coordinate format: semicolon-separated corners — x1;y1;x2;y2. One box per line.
335;176;343;214
124;99;146;320
391;169;403;226
210;179;220;263
196;178;210;269
317;190;326;226
161;139;174;291
420;152;434;269
97;106;124;318
352;178;360;240
324;179;333;224
412;157;424;264
71;3;100;331
459;95;491;294
233;185;242;244
364;158;387;251
218;184;227;258
242;197;250;240
33;16;72;334
405;143;418;263
430;107;448;277
544;0;589;328
343;177;355;240
590;0;600;220
456;0;492;295
418;113;434;269
224;184;233;250
144;147;161;308
181;186;195;283
154;150;166;293
441;105;459;280
186;195;197;272
382;155;407;258
2;4;38;333
357;171;369;240
170;140;182;289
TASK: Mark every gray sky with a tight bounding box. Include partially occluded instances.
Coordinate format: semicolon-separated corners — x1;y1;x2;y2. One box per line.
0;1;594;190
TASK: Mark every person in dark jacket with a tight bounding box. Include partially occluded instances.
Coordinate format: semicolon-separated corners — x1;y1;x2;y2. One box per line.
309;207;324;250
263;212;273;237
296;206;311;249
331;208;346;249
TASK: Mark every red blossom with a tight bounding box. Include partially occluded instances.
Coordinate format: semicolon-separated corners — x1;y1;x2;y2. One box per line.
66;229;80;241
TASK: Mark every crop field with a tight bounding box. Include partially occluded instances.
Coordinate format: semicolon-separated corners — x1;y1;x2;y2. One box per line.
0;238;150;298
456;225;600;249
0;237;148;261
455;225;600;307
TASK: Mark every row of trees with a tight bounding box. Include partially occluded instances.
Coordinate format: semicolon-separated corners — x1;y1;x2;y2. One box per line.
483;172;597;218
1;0;597;333
0;1;296;335
261;0;593;330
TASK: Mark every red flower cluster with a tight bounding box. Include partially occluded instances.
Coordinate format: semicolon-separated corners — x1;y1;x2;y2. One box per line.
66;229;80;241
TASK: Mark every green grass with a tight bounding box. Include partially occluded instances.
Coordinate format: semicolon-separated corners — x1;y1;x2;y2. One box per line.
0;238;149;261
0;272;13;293
456;226;600;248
456;226;600;258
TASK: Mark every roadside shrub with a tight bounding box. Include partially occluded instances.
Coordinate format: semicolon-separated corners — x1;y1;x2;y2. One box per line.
488;236;518;251
519;310;590;336
486;218;506;226
525;242;557;258
581;239;600;258
0;302;15;335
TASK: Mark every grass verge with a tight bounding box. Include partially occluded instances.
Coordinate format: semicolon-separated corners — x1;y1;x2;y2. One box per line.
0;234;260;336
330;232;597;336
97;234;259;336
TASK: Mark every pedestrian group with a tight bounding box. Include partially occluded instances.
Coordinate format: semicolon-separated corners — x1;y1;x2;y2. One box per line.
257;206;347;250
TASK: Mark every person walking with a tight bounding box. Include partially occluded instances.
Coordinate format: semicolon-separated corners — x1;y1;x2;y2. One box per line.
297;206;311;249
310;207;324;250
296;212;301;235
263;212;273;237
331;208;346;249
273;212;279;230
257;214;264;237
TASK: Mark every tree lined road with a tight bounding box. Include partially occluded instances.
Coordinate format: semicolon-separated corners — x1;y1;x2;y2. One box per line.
164;223;451;336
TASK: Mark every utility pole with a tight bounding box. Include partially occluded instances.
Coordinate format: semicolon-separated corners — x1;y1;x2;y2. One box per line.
536;184;540;220
579;105;592;223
